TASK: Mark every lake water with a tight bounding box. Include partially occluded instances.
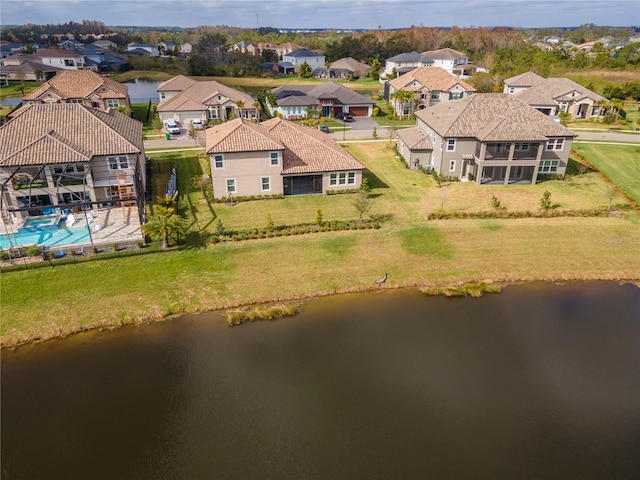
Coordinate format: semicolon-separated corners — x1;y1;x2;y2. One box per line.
2;282;639;479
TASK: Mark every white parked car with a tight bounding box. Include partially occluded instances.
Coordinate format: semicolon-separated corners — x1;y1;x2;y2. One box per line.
191;119;204;129
164;120;180;134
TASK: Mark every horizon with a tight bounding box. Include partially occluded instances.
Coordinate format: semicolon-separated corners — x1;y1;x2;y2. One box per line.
1;0;638;31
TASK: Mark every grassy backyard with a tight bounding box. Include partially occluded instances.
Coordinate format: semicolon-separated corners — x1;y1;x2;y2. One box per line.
2;142;639;346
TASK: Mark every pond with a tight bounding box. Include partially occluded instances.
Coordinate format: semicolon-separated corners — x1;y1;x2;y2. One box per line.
2;282;638;479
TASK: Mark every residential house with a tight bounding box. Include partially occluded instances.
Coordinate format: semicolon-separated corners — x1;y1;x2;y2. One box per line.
397;93;576;185
0;55;62;82
282;48;326;73
502;71;544;95
272;42;303;58
205;117;365;197
125;43;160;56
57;39;84;50
272;82;374;119
79;44;129;73
505;72;610;119
157;75;257;125
30;48;85;70
421;48;472;77
231;41;255;54
158;41;178;56
92;39;117;49
383;51;433;78
0;103;146;232
385;66;476;117
0;42;40;58
21;70;130;112
327;57;371;79
180;42;195;56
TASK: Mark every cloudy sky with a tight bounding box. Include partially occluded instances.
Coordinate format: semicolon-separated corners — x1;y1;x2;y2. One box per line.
1;0;637;29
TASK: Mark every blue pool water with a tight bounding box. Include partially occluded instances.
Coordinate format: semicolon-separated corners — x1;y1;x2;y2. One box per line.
0;223;92;250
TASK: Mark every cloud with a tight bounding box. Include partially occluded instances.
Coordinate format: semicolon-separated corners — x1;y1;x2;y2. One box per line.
0;0;636;29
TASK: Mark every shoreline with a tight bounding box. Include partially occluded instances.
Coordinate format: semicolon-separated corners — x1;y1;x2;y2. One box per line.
3;275;638;349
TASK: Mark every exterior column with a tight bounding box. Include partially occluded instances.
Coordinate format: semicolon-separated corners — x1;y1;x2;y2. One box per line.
475;163;483;184
504;165;511;185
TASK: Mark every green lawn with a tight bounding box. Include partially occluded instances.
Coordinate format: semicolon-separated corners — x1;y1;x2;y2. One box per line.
573;143;640;204
2;142;639;346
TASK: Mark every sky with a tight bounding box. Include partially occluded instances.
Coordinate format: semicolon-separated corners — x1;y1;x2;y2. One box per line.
1;0;638;30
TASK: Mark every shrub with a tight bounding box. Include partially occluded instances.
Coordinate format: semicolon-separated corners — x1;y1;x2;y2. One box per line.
540;190;552;210
266;213;274;231
25;245;42;257
315;209;323;225
490;195;505;210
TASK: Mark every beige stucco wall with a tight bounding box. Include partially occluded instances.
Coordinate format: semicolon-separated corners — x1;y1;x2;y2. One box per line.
211;150;284;198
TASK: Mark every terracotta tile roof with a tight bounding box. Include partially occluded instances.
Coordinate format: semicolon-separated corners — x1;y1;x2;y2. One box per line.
415;93;576;142
388;66;476;92
515;77;605;105
396;127;433;150
205;118;364;174
24;70;128;101
261;118;365;174
503;71;544;88
157;78;254;112
0;104;142;167
205;118;284;154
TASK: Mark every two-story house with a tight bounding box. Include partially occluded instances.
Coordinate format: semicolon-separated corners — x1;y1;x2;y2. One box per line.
206;118;365;197
281;48;326;74
21;70;130;111
397;94;576;185
421;48;471;76
157;75;257;125
0;103;146;232
385;67;476;117
383;52;434;78
502;71;544;95
506;73;610;119
30;48;85;70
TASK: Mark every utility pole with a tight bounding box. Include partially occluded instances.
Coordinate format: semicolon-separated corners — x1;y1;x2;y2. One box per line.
256;13;259;31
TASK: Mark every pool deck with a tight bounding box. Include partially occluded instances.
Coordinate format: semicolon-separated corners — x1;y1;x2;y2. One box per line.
1;206;143;249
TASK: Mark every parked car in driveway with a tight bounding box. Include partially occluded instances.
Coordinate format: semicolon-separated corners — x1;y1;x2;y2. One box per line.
191;119;204;129
335;112;354;122
163;120;180;134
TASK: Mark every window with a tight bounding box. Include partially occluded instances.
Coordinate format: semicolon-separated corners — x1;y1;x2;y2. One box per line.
546;138;564;151
508;87;515;94
226;179;236;193
108;155;129;170
214;155;224;169
446;139;456;152
431;91;439;100
70;98;83;104
449;160;456;172
270;152;279;166
539;160;559;173
160;92;166;100
330;172;356;186
449;92;462;100
420;92;427;100
106;99;119;108
53;164;85;175
514;143;530;151
64;59;74;67
261;177;271;191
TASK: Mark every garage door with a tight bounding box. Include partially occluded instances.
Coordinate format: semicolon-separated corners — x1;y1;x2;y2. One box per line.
349;106;369;116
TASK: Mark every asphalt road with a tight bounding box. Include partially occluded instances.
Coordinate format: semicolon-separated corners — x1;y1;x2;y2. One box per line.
143;122;640;150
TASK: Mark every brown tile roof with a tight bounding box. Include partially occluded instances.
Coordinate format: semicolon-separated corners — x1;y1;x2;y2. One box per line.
388;66;476;92
205;118;364;174
415;93;576;142
24;70;128;101
261;118;365;174
205;118;284;154
157;78;254;112
0;104;142;167
329;57;371;75
421;48;469;61
515;77;605;105
30;48;83;58
503;71;544;88
396;127;433;150
157;74;197;92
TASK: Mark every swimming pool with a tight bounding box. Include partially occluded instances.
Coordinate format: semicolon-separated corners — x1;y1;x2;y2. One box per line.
19;216;61;233
0;223;92;250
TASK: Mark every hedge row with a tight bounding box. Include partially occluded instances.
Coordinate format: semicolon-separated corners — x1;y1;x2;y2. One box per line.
211;220;380;243
212;193;284;204
427;207;615;220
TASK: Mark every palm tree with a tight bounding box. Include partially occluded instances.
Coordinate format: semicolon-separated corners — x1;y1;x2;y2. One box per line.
141;214;187;250
235;99;245;119
390;89;416;120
